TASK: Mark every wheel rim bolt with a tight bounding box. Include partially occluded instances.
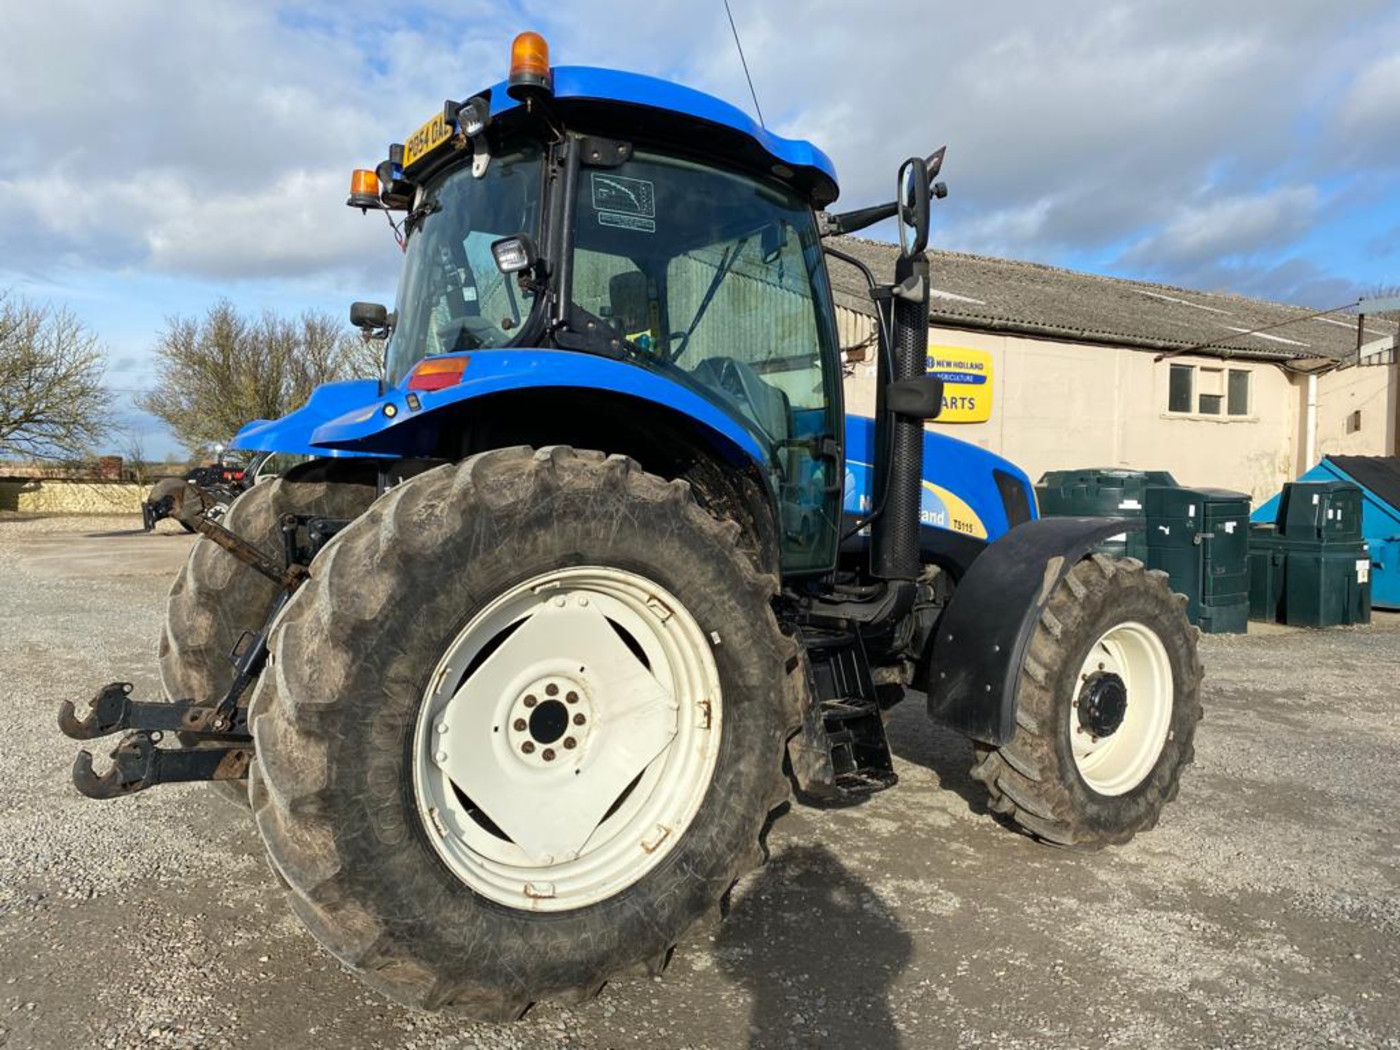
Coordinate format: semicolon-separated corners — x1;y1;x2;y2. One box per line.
573;713;586;726
524;695;537;708
513;718;527;732
542;749;556;762
522;741;535;754
566;691;579;704
435;751;447;763
545;683;559;697
563;737;577;750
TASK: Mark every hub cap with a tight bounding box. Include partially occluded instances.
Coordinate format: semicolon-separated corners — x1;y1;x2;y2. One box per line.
412;566;722;911
1070;622;1173;796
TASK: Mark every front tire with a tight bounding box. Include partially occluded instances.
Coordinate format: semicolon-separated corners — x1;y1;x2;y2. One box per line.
970;555;1203;849
249;447;799;1018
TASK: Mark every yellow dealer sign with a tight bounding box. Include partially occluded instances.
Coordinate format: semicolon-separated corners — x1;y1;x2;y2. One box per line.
926;346;993;423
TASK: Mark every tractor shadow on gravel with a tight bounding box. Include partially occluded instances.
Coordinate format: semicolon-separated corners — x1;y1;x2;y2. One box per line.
717;844;913;1050
882;692;991;817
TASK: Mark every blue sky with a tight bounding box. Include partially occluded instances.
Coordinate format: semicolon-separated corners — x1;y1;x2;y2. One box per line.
1;0;1397;458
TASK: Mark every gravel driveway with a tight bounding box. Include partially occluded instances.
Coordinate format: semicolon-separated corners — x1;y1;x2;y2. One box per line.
2;518;1397;1050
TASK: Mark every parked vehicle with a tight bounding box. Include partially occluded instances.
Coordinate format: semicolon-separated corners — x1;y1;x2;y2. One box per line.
61;34;1202;1020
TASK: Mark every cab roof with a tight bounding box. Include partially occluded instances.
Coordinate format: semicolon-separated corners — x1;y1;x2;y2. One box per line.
482;65;841;207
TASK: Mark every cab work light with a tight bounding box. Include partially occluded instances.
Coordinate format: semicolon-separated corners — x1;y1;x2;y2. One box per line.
347;168;381;210
491;235;536;274
508;31;551;99
408;356;469;392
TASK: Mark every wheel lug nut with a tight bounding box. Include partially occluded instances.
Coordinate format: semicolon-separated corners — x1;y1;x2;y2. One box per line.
524;695;537;708
545;683;559;697
566;691;579;704
542;748;556;762
573;713;586;726
563;737;577;749
522;741;535;754
513;718;527;731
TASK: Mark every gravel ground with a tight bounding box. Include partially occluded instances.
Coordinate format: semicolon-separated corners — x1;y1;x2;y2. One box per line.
1;516;1397;1050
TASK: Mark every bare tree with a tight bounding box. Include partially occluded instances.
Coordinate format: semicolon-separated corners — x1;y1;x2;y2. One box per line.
1364;284;1400;321
0;295;113;460
138;301;383;455
121;430;151;486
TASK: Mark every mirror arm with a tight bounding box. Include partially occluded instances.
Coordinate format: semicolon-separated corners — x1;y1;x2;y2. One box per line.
820;201;897;238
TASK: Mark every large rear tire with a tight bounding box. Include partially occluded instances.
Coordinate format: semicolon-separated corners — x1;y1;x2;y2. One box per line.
147;476;199;532
159;459;379;807
970;555;1203;849
249;447;800;1018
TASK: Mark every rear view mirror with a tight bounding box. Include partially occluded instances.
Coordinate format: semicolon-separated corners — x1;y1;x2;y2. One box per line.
887;375;944;420
896;156;930;259
350;302;388;330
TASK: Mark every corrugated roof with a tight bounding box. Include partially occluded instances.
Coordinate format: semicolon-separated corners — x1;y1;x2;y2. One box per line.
826;237;1396;363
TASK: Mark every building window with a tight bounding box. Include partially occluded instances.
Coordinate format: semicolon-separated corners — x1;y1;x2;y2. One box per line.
1227;369;1250;416
1198;367;1224;415
1166;364;1252;417
1168;364;1193;413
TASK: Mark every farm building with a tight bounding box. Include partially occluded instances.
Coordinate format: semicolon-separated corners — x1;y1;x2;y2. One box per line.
828;238;1399;502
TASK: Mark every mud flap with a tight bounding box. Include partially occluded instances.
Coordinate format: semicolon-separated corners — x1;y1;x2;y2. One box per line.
921;517;1142;745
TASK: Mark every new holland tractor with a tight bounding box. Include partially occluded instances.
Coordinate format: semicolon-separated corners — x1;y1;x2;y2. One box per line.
59;32;1202;1019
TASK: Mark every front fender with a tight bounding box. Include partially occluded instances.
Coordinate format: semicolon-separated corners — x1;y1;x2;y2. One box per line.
306;350;768;467
923;517;1143;745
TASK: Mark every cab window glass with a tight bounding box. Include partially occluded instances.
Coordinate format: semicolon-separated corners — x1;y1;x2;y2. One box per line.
385;144;544;385
571;152;842;573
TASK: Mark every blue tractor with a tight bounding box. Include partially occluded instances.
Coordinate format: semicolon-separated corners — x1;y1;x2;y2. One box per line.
61;33;1202;1019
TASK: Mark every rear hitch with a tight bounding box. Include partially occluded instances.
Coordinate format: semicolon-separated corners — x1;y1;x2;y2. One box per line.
71;732;253;800
60;513;349;801
58;682;249;741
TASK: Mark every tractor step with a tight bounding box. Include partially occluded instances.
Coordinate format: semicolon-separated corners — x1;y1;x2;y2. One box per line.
788;630;898;801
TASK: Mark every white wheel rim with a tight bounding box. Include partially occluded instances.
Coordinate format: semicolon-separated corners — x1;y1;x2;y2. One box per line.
411;566;722;912
1070;621;1173;796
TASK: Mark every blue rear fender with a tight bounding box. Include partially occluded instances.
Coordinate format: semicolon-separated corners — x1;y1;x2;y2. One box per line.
231;380;383;458
233;349;769;473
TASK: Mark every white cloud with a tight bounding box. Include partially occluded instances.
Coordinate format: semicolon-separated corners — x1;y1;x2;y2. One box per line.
0;0;1396;303
1118;185;1319;270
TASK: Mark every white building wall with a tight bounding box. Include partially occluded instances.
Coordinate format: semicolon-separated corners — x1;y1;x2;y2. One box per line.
834;306;1392;504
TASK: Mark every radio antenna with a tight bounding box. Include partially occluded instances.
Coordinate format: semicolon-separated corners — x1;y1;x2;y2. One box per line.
723;0;766;128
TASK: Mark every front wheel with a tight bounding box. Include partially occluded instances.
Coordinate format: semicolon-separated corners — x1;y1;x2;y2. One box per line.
249;447;799;1018
970;555;1203;849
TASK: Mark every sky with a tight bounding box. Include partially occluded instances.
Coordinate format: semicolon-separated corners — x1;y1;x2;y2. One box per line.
1;0;1398;458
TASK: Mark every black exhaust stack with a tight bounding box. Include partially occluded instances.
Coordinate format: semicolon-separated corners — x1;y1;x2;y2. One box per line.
871;251;931;581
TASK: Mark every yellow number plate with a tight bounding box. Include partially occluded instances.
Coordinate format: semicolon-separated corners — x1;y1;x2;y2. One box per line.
403;111;453;171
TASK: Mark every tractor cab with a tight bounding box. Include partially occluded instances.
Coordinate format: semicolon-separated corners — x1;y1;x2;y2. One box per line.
352;42;847;573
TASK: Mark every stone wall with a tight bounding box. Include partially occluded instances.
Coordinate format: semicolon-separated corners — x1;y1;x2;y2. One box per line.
0;479;145;514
